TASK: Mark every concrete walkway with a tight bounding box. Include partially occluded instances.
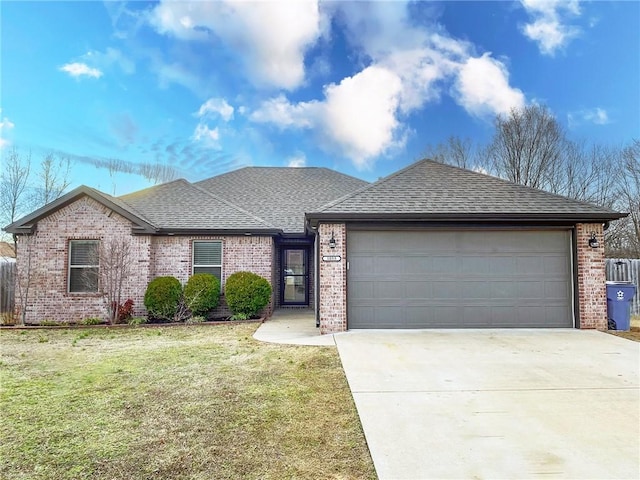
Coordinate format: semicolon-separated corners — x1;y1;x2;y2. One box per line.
253;309;336;346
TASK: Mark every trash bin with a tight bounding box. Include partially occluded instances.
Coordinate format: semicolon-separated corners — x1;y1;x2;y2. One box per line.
606;281;637;331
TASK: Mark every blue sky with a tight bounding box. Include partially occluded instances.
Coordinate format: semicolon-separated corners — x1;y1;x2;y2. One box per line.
1;1;638;196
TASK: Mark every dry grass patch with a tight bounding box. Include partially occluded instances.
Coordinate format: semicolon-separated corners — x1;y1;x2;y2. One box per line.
0;324;375;480
608;314;640;342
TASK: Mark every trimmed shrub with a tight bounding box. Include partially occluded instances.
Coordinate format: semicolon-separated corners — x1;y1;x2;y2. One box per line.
144;276;182;321
184;273;221;316
225;271;271;318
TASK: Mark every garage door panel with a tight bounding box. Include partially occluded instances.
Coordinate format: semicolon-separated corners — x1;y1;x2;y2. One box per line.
518;256;545;274
432;256;457;272
544;256;569;274
491;281;518;298
544;280;569;299
377;280;404;298
461;281;492;299
405;281;432;298
432;282;458;299
518;281;545;299
347;229;572;329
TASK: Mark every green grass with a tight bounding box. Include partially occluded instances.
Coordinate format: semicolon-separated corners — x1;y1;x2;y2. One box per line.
0;324;376;480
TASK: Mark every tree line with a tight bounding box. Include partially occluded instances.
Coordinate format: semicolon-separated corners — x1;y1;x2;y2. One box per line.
1;148;179;244
423;105;639;257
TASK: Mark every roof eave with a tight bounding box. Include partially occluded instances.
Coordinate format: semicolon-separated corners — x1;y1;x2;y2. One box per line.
306;211;628;227
153;228;283;236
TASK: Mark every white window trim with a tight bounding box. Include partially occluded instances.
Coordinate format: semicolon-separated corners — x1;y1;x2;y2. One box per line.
68;239;100;293
192;240;223;281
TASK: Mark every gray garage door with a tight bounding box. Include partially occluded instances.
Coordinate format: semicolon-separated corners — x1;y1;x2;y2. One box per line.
347;230;573;328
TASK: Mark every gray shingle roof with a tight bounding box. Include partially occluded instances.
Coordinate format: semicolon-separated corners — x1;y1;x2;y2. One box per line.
195;167;369;233
309;159;625;222
119;179;277;232
4;186;157;235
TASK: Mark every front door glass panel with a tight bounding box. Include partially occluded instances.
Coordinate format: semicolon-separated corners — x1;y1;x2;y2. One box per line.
283;248;307;304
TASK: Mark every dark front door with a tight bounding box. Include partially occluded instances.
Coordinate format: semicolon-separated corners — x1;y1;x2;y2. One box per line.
281;247;309;305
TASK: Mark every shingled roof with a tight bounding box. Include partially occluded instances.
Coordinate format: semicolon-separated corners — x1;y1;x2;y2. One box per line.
119;179;279;234
195;167;369;233
4;186;157;235
307;159;625;224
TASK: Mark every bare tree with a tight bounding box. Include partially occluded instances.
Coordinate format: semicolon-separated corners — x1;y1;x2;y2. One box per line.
33;153;71;206
612;140;640;256
424;136;485;171
14;234;36;325
487;105;567;191
0;148;31;244
98;237;133;324
553;142;620;207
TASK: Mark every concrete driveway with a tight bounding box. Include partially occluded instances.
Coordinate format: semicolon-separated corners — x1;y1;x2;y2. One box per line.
335;329;640;480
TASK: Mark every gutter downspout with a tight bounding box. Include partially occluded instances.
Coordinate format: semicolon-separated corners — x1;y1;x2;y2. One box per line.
314;226;320;327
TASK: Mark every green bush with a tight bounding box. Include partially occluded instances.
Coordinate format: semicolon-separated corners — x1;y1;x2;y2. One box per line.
128;317;147;326
184;273;221;316
225;271;271;318
81;317;103;326
144;276;182;321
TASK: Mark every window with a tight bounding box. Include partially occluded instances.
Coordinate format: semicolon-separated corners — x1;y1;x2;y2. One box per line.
193;241;222;280
68;240;99;293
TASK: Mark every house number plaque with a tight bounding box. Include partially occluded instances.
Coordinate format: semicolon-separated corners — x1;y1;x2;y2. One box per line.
322;255;342;262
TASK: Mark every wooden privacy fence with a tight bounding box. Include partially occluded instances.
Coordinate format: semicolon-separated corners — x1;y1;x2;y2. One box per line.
1;261;16;315
606;259;639;316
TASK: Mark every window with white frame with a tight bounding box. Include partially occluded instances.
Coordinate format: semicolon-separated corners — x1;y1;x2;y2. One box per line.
192;241;222;280
68;240;99;293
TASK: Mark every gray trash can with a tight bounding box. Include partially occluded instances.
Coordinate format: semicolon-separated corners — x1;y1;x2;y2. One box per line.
606;281;637;331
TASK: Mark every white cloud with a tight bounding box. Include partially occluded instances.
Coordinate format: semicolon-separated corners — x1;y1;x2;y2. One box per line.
287;154;307;168
196;98;234;122
150;0;323;90
59;62;103;79
192;123;220;148
82;48;135;75
453;54;526;117
252;65;404;169
0;111;15;148
249;95;318;128
250;2;526;167
321;66;403;166
520;0;581;56
568;107;610;128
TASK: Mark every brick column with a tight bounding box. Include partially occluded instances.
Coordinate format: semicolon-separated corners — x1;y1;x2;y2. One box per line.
318;223;347;334
576;223;607;330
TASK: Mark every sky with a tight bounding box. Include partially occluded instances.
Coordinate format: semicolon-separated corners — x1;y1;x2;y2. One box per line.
1;0;639;196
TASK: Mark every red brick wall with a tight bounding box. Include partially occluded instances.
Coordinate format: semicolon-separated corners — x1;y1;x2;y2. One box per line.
15;196;152;323
14;196;274;323
576;223;607;330
318;223;347;333
151;235;274;317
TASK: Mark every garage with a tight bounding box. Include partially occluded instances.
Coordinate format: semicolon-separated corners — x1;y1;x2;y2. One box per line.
347;229;573;329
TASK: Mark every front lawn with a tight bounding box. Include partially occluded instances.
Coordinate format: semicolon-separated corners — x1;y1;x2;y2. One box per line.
0;324;375;479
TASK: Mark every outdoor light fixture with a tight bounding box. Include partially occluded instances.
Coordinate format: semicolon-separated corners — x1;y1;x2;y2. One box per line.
588;232;599;249
329;231;337;249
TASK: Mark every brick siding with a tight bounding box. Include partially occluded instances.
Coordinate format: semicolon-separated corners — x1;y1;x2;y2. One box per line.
14;196;274;324
575;223;607;330
318;223;347;333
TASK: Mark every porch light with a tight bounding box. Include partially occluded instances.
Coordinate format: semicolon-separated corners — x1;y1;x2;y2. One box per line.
588;232;599;249
329;231;337;249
